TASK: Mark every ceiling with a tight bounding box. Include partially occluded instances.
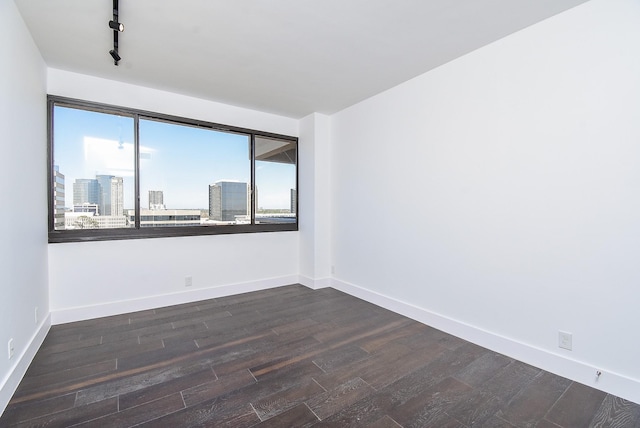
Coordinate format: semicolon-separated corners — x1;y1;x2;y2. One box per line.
15;0;589;119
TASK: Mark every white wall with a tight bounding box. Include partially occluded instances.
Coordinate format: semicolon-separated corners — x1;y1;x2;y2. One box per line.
299;113;332;288
330;0;640;403
0;0;50;413
47;69;298;137
49;233;299;322
47;70;300;322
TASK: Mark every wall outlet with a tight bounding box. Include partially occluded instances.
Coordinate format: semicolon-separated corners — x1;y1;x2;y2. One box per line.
595;369;603;381
8;338;14;359
558;331;572;350
185;276;193;287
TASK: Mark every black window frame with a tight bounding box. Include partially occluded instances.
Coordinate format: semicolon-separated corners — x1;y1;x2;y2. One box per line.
47;95;298;243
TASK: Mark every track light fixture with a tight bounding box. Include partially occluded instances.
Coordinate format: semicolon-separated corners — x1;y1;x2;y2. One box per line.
109;20;124;32
109;49;121;62
108;0;124;65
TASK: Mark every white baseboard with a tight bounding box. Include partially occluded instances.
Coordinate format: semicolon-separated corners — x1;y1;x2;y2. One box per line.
51;275;300;325
0;313;51;417
331;278;640;405
24;276;640;408
298;275;332;290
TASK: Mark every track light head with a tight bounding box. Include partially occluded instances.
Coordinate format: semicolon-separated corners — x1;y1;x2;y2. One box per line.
109;49;121;63
109;20;124;32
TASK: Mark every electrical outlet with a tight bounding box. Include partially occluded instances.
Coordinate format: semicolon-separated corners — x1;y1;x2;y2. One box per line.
595;369;603;381
8;339;14;359
558;331;572;350
185;276;193;287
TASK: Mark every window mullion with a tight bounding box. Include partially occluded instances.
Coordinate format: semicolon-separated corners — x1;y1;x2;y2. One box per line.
250;134;256;225
134;114;141;229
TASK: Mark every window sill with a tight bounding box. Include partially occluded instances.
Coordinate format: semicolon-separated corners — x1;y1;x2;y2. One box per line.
48;223;298;243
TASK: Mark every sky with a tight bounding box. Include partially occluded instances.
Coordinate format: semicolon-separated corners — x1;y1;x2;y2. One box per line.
53;106;296;210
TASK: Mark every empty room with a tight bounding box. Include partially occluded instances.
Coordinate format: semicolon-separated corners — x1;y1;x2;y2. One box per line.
1;0;639;426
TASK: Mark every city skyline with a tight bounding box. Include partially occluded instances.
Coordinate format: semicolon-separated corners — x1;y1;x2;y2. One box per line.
58;168;297;230
53;106;296;211
63;168;296;214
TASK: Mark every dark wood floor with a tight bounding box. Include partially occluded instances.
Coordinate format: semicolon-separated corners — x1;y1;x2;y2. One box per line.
2;285;639;427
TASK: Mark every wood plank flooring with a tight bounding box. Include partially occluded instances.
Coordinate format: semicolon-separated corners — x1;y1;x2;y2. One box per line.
2;285;639;427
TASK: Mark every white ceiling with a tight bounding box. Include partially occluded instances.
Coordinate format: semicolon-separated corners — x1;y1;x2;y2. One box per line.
15;0;589;119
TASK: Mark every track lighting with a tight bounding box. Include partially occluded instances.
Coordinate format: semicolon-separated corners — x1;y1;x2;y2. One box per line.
109;20;124;32
108;0;124;65
109;49;121;62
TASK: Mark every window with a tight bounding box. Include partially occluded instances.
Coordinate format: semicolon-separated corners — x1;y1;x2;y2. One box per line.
255;136;297;224
48;96;298;243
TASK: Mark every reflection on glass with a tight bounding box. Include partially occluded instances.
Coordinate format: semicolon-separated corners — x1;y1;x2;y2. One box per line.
139;118;251;227
254;136;297;224
52;106;135;230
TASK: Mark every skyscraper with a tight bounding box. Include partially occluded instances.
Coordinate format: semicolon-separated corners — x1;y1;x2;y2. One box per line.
73;175;124;216
53;165;65;229
110;177;124;216
96;175;114;217
209;181;249;221
73;178;100;213
290;188;297;214
149;190;164;210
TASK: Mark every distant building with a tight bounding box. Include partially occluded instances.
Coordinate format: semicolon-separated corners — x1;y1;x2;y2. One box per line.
73;178;100;212
73;175;124;217
96;175;113;216
73;203;99;215
64;212;128;229
110;176;124;216
53;165;65;229
96;175;124;216
290;188;297;214
209;185;220;219
209;181;249;222
149;190;165;210
128;209;201;227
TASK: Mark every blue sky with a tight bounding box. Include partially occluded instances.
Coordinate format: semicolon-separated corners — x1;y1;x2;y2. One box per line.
54;106;296;210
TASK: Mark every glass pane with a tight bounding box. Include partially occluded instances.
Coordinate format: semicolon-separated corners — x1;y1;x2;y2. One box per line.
52;106;135;230
255;136;297;224
139;119;251;227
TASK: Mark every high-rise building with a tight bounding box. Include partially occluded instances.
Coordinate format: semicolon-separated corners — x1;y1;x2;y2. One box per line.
73;178;100;213
74;175;124;216
209;181;249;222
110;177;124;216
290;188;297;214
53;165;65;229
209;184;221;219
149;190;164;210
96;175;114;217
